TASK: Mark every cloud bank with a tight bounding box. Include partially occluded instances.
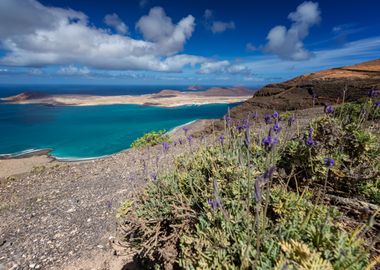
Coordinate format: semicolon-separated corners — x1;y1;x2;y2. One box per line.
0;0;203;72
265;1;321;61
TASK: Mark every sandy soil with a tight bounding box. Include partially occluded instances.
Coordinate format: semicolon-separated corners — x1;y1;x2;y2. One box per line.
0;156;55;179
1;90;253;108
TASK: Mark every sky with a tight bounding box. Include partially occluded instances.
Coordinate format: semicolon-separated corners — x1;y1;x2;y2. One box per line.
0;0;379;86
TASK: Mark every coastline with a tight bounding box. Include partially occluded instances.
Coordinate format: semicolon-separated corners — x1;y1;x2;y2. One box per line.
0;118;214;178
1;95;251;108
0;148;53;160
0;88;253;108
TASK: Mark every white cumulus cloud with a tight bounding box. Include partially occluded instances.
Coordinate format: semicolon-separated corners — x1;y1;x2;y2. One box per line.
264;1;321;61
211;21;235;34
203;9;235;34
246;43;257;52
104;13;128;35
58;65;90;76
199;60;252;75
136;7;195;55
0;0;202;72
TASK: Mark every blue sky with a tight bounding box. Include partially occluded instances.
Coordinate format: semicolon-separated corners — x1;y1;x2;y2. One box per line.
0;0;379;86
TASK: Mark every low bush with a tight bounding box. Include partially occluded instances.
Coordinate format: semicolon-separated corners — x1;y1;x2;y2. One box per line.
335;100;380;126
130;130;169;148
118;101;379;269
279;115;380;199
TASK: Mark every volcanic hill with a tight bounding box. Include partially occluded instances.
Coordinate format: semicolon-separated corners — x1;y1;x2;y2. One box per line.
230;59;380;119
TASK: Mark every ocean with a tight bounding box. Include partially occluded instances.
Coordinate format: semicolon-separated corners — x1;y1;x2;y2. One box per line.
0;85;246;159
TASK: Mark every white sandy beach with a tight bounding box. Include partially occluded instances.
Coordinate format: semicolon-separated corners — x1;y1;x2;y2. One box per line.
1;88;253;107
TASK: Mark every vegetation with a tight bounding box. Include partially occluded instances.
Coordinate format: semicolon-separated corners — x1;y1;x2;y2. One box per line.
130;130;169;148
118;98;380;269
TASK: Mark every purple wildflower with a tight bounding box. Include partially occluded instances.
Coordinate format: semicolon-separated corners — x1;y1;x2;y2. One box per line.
273;137;279;145
236;124;244;132
264;114;272;125
207;198;221;209
162;142;170;152
254;176;263;203
219;134;225;145
254;166;276;203
106;200;112;209
150;172;158;182
324;157;335;168
272;111;279;119
375;101;380;108
263;166;276;179
183;127;189;136
208;179;221;210
178;138;183;145
236;119;249;131
262;128;278;150
305;127;315;146
273;120;281;133
251;112;258;120
324;105;334;114
288;116;295;127
368;89;378;98
245;127;251;146
187;135;193;144
223;115;231;127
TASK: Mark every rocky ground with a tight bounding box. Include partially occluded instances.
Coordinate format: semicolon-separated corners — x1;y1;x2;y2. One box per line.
0;108;328;270
0;119;220;270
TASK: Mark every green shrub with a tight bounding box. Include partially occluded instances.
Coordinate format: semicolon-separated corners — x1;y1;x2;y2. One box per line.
130;130;169;148
359;179;380;204
118;102;379;269
335;100;380;127
118;145;370;269
278;115;380;196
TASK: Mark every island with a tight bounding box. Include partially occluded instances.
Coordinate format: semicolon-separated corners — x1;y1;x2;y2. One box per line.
0;87;254;108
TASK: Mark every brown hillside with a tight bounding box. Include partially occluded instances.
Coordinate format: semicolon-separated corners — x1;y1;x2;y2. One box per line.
230;59;380;119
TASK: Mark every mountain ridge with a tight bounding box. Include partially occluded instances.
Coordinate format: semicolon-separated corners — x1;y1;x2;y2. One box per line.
230;59;380;119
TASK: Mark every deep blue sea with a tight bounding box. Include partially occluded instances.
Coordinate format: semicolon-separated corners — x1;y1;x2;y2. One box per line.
0;85;246;159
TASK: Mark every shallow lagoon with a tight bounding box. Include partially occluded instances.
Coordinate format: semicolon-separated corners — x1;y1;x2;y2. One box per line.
0;103;237;159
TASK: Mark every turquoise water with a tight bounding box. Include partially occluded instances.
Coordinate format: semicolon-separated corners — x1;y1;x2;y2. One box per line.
0;103;237;159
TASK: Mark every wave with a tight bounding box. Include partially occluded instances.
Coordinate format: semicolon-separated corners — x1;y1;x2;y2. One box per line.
0;148;52;159
167;119;197;134
53;153;118;162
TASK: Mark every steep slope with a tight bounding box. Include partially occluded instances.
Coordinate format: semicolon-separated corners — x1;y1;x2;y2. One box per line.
231;59;380;119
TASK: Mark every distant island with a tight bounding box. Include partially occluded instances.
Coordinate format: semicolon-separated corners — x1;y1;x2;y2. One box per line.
0;87;253;108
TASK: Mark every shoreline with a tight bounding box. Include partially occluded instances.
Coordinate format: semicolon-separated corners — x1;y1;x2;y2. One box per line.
0;118;212;178
0;88;253;108
0;119;202;162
